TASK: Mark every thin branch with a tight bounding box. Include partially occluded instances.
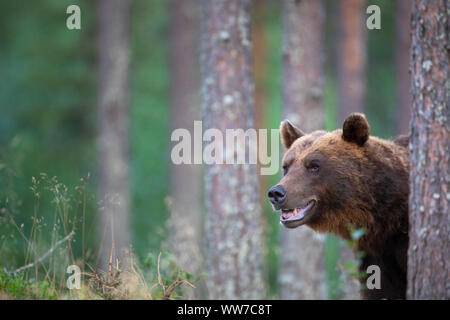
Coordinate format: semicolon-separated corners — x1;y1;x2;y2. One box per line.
163;270;196;300
155;251;196;300
157;252;165;293
5;230;75;276
108;238;115;275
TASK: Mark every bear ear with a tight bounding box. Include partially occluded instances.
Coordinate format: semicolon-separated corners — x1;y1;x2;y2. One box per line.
280;120;305;149
342;113;370;146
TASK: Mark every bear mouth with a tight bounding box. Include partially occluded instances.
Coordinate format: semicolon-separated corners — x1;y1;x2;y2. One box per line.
279;200;316;228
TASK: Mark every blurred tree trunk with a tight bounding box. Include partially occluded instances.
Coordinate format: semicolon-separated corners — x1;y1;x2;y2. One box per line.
168;0;204;299
252;0;266;132
97;0;132;271
201;0;265;299
337;0;367;124
395;0;412;135
408;0;449;300
252;0;267;206
279;0;327;300
336;0;366;299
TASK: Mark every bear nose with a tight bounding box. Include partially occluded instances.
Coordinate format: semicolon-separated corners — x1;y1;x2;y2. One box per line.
268;185;287;205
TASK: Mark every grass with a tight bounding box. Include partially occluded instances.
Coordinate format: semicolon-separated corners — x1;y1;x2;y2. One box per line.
0;269;58;300
0;170;199;300
0;141;358;300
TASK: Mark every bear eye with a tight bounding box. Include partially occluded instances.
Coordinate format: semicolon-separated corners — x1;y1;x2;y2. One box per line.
282;165;288;176
308;162;320;173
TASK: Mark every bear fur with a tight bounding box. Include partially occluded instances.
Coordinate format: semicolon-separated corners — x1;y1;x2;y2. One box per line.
271;113;409;299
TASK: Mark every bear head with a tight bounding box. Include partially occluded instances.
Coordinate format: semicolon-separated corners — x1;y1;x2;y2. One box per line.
268;113;374;238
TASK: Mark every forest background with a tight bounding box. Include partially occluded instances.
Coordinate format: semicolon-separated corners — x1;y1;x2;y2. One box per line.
0;0;419;299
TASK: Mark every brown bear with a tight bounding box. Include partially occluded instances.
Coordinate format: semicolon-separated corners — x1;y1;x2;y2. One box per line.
268;113;409;300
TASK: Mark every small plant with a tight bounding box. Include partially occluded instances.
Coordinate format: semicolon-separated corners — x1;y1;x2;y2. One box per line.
337;226;367;298
143;251;201;299
154;252;196;300
85;264;124;300
83;251;198;300
0;269;58;300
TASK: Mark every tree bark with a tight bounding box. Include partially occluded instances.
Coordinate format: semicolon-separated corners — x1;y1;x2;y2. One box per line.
201;0;265;299
336;0;367;299
252;0;267;206
168;0;204;299
337;0;367;124
395;0;412;135
279;0;327;300
408;0;449;300
97;0;132;271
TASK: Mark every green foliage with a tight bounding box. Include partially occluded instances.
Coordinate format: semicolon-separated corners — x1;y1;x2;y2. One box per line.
326;228;367;299
338;227;367;293
0;0;172;269
325;235;341;300
324;74;339;131
143;251;204;300
0;0;97;268
0;270;58;300
130;0;170;258
366;0;397;138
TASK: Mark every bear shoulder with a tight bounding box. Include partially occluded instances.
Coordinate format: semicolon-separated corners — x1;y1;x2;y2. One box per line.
393;134;409;148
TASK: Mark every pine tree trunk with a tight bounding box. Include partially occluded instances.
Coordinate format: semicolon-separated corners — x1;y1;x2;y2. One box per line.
279;0;327;300
407;0;449;300
169;0;204;299
201;0;265;299
252;0;267;206
395;0;412;135
97;0;132;271
336;0;367;299
337;0;367;124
